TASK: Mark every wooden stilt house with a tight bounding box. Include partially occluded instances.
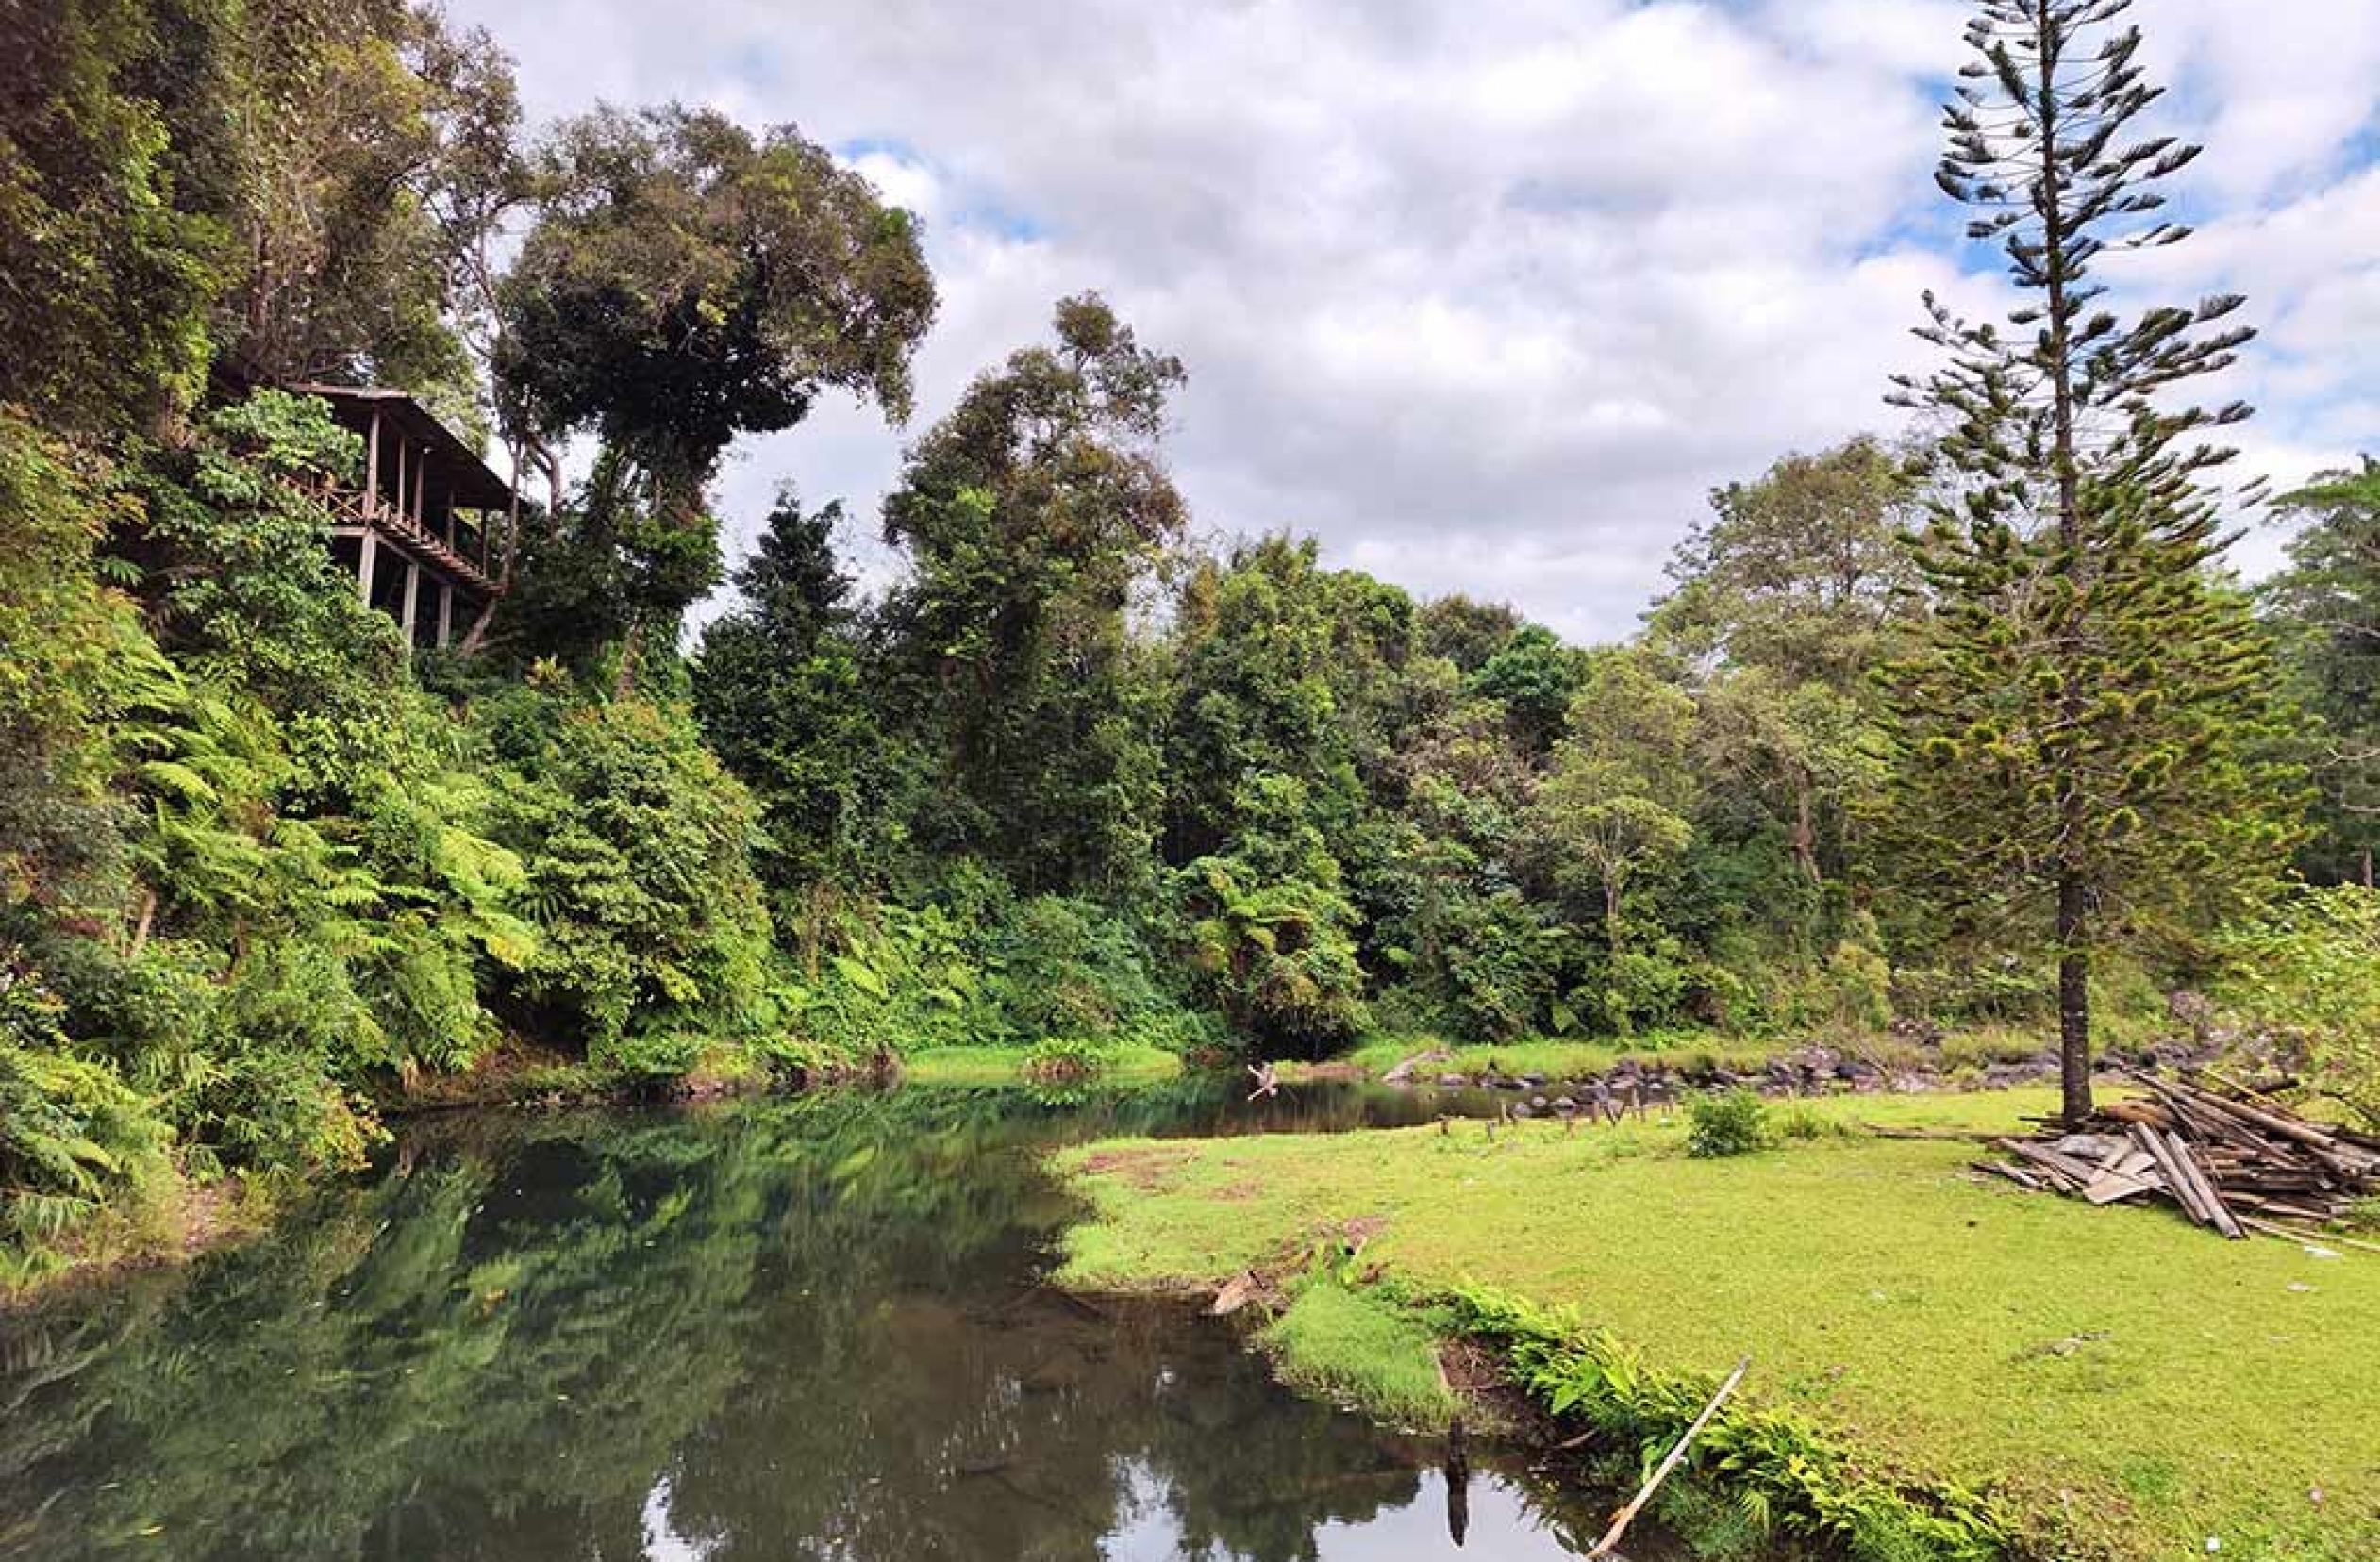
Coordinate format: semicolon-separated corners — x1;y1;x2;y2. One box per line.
290;384;520;651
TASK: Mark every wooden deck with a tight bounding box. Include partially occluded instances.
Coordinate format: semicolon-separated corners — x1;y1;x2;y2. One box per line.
314;482;498;597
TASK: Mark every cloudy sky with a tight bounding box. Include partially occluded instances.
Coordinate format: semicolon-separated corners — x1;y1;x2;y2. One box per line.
450;0;2380;642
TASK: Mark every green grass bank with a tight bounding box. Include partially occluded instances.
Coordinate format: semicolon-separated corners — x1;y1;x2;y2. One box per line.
1052;1088;2380;1562
1288;1026;2063;1087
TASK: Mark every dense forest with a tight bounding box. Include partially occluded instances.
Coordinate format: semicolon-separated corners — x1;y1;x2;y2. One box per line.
5;0;2378;1282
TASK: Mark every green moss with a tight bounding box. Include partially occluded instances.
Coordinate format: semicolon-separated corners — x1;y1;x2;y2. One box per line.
1054;1088;2380;1562
1256;1279;1456;1430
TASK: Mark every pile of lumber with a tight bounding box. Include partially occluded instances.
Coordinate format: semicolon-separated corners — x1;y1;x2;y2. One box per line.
1976;1070;2380;1242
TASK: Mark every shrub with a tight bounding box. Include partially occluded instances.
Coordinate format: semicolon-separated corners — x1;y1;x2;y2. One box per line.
1822;935;1894;1033
1020;1035;1108;1086
2216;886;2380;1129
1454;1288;2014;1562
1170;854;1370;1054
1688;1088;1770;1158
1772;1104;1843;1143
479;689;772;1057
0;954;172;1267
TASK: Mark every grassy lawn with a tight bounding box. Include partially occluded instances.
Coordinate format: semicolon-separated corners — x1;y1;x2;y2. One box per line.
1290;1025;2053;1086
1054;1088;2380;1561
901;1042;1185;1088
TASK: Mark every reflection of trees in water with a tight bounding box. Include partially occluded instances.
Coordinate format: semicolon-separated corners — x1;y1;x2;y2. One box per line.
0;1086;1533;1562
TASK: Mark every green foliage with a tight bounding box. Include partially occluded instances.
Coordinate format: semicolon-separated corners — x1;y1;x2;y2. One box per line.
477;686;771;1060
2263;458;2380;883
877;294;1186;893
1019;1034;1110;1087
0;409;148;906
1453;1288;2014;1562
0;0;231;429
217;0;527;396
1166;776;1371;1053
496;105;933;654
1256;1278;1456;1430
1686;1089;1771;1158
2217;886;2380;1130
779;872;1216;1062
0;951;172;1268
1887;0;2307;1118
693;490;906;889
1525;650;1699;935
1470;623;1584;752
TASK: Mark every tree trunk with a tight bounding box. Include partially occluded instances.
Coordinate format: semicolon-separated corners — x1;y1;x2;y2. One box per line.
2037;15;2093;1126
614;620;642;698
457;594;501;657
2055;866;2092;1124
1790;778;1821;883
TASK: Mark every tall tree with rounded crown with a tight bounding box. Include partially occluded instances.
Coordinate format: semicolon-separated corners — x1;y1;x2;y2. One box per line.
1887;0;2305;1123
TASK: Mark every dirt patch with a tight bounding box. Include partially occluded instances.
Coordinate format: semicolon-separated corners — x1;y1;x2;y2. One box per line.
1074;1145;1193;1192
1214;1179;1267;1202
1436;1336;1556;1442
3;1172;276;1315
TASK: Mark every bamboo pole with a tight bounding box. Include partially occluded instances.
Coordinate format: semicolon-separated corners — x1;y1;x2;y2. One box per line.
1589;1356;1751;1558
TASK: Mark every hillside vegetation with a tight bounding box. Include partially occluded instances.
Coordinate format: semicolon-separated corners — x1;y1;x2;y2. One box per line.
5;0;2379;1299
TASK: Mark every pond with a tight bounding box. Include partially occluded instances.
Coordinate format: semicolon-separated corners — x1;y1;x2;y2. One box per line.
1;1078;1674;1561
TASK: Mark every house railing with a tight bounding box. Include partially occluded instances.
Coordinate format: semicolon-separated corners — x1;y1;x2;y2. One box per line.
310;481;502;597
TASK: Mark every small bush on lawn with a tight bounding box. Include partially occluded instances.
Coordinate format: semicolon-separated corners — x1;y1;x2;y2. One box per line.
1688;1088;1770;1158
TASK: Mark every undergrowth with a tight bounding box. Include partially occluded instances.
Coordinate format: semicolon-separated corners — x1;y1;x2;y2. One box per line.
1451;1286;2018;1562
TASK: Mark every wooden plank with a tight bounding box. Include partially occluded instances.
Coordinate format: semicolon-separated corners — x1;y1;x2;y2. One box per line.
2164;1129;2246;1240
2082;1167;2156;1205
2131;1125;2213;1228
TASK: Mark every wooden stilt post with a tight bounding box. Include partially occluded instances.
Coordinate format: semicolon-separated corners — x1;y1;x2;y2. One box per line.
358;529;379;606
436;578;453;649
400;557;420;644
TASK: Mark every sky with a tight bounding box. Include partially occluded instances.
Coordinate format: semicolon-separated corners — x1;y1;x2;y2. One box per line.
448;0;2380;643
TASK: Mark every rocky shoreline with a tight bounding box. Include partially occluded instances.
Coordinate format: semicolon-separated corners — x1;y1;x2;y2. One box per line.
1381;1040;2083;1117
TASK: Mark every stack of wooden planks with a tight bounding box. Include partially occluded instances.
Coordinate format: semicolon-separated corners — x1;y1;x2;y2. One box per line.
1976;1070;2380;1242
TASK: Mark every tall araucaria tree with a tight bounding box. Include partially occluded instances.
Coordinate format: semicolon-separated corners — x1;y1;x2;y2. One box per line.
1887;0;2305;1123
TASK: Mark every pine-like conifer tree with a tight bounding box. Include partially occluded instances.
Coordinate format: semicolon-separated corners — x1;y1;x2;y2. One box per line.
1888;0;2305;1122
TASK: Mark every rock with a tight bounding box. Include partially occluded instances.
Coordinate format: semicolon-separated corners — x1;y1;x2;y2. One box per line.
1552;1096;1578;1113
1510;1101;1533;1119
1438;1072;1470;1088
1383;1046;1453;1085
1531;1095;1549;1109
1210;1273;1260;1316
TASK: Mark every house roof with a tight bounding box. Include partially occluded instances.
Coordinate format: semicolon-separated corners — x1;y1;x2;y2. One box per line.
291;383;519;512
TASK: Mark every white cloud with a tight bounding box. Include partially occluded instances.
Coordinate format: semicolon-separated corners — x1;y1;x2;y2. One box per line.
449;0;2380;642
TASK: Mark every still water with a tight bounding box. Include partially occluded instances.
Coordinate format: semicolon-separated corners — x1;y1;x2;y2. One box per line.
1;1079;1647;1561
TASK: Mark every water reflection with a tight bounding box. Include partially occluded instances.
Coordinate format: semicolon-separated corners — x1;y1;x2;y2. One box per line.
2;1080;1608;1561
